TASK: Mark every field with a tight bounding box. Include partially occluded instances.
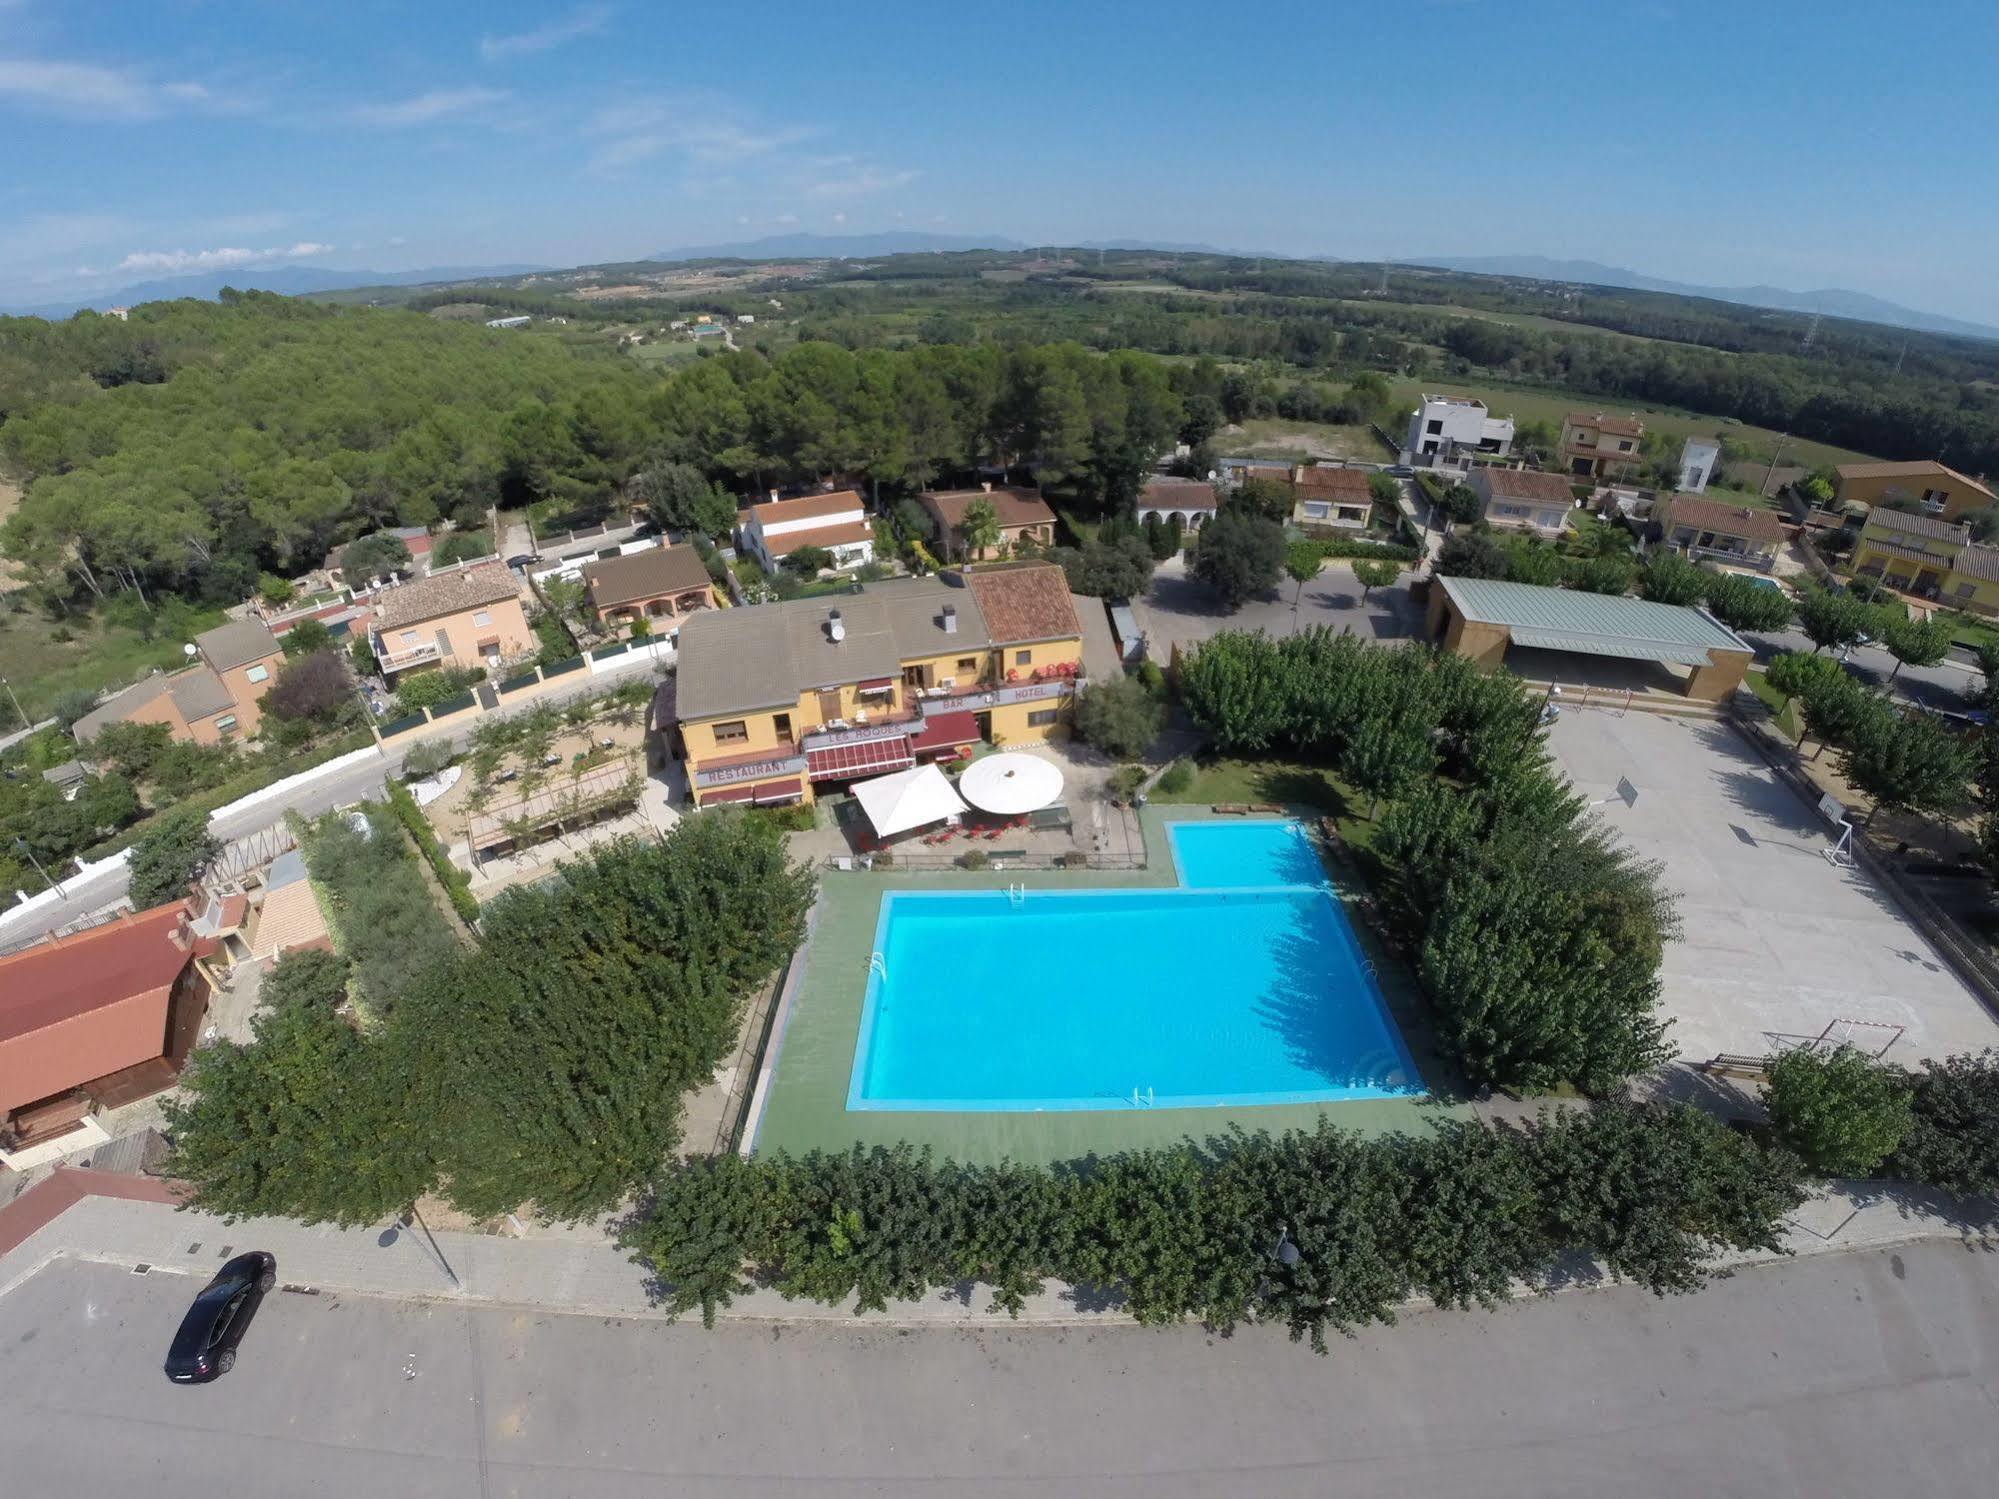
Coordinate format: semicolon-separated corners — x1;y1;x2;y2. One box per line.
1215;418;1388;462
1381;375;1873;471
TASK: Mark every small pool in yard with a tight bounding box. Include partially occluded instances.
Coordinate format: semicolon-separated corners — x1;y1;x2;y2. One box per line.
847;820;1421;1112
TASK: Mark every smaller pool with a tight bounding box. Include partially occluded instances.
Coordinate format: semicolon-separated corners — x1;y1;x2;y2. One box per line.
1170;819;1327;888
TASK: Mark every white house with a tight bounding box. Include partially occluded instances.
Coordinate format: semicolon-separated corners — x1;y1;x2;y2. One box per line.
1137;478;1221;531
485;314;531;329
1404;395;1515;467
737;313;756;325
1678;437;1721;494
739;490;875;575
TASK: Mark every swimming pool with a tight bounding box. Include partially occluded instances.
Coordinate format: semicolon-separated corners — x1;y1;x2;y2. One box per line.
847;820;1421;1112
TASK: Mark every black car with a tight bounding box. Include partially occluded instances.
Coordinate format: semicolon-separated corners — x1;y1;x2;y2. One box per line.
163;1252;276;1383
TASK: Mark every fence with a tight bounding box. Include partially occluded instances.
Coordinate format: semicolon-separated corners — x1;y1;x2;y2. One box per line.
824;850;1146;873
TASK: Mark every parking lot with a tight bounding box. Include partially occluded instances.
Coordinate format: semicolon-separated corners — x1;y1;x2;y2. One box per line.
1545;707;1999;1088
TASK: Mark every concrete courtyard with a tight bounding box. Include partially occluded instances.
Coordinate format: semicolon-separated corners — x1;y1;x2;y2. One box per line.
1545;707;1999;1086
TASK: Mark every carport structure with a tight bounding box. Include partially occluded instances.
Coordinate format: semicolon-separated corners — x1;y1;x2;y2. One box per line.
1425;575;1753;702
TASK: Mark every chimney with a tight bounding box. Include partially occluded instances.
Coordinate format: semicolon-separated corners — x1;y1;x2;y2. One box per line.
827;608;845;643
942;603;958;634
981;481;992;493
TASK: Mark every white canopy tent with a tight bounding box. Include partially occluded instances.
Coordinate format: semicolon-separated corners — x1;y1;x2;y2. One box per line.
957;752;1065;816
852;763;968;839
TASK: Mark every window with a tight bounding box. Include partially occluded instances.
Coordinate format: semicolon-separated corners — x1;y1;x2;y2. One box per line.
1617;440;1633;452
712;720;748;745
1573;432;1596;447
214;715;238;734
956;657;978;672
1014;649;1032;667
1027;709;1058;727
773;712;792;740
244;664;269;684
1425;418;1443;435
1955;582;1976;600
472;609;492;627
400;630;418;646
1922;489;1947;511
1303;501;1329;519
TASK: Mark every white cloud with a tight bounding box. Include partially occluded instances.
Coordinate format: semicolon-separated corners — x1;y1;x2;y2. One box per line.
353;87;507;127
0;57;221;120
112;242;334;275
585;100;815;173
805;164;919;200
831;211;846;224
480;5;612;61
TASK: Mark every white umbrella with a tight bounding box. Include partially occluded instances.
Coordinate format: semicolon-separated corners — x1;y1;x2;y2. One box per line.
957;752;1064;816
852;763;968;839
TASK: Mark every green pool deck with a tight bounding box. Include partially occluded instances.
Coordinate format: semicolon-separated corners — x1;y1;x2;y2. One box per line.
748;806;1472;1166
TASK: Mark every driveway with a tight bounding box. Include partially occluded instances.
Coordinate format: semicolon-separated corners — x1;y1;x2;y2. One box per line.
1133;555;1424;659
3;1248;1994;1497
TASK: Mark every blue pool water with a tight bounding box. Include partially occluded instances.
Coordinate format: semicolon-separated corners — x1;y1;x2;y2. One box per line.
847;820;1421;1112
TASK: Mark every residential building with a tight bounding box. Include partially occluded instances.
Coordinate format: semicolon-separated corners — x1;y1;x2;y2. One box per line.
240;850;332;968
1425;575;1752;703
1833;460;1997;524
919;484;1056;561
1848;506;1999;610
1653;494;1787;570
671;565;1084;809
1291;466;1376;531
1470;467;1575;537
1678;437;1721;494
1137;478;1221;531
1403;394;1515;466
74;617;286;747
321;524;435;581
738;490;875;575
367;560;532;679
1560;411;1646;480
0;901;218;1168
581;544;716;635
484;315;531;329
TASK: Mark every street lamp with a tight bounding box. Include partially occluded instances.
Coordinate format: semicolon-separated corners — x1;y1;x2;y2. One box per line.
0;674;26;732
12;836;67;898
1270;1224;1301;1269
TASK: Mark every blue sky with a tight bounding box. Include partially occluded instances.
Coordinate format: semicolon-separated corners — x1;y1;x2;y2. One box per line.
4;0;1997;320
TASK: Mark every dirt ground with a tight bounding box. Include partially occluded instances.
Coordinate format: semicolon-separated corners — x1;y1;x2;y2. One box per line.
0;475;26;588
421;716;648;845
1217;421;1379;462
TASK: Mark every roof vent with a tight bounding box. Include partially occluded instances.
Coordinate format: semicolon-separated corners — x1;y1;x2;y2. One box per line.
827;608;845;643
942;603;957;633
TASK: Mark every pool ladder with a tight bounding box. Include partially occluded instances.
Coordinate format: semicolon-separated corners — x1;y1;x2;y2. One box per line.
1006;882;1025;907
867;951;888;981
1130;1086;1155;1108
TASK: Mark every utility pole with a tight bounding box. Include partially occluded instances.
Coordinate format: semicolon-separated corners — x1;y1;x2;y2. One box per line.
1761;433;1793;497
12;837;66;898
0;674;27;731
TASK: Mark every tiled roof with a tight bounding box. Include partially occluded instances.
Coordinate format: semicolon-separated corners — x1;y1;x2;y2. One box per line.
1863;506;1969;545
920;486;1056;532
1836;460;1996;503
1293;466;1372;498
582;545;711;609
371;561;519;631
1952;545;1999;583
71;676;172;743
1659;494;1787;544
746;490;865;524
760;519;875;558
1481;468;1575;505
0;901;194;1048
1566;411;1645;438
963;561;1083;645
166;668;235;723
196;617;281;672
1140;478;1222;510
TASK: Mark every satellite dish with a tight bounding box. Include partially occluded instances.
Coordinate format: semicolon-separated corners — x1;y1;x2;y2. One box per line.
183;643;199;658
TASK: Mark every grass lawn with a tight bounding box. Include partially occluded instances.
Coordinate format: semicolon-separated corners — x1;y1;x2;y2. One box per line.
1936;608;1999;654
1218;418;1390;463
1382;375;1874;472
1149;756;1392;853
0;598;230;726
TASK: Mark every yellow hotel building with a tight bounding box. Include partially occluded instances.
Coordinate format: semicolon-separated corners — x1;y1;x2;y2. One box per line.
670;562;1085;808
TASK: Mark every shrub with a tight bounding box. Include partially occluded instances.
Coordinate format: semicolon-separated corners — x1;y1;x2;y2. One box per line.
385;780;480;926
280;618;332;658
958;848;989;870
399;738;455;780
1136;658;1167;696
1058;850;1090;869
1156;758;1194;795
1074;676;1166;760
1763;1046;1914;1177
50;687;99;732
126;805;221;908
1886;1050;1999;1196
1107;763;1147;802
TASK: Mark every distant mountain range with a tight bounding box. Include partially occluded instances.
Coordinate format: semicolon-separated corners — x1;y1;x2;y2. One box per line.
1396;255;1999;343
2;264;550;320
647;231;1024;262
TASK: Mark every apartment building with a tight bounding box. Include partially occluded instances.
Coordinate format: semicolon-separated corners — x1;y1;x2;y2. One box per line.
672;564;1084;809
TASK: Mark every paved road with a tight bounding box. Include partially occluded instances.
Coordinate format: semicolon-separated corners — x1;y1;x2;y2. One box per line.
3;1245;1992;1497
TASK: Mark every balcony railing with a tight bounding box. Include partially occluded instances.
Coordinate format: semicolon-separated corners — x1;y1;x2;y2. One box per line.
917;675;1077;716
374;638;443;673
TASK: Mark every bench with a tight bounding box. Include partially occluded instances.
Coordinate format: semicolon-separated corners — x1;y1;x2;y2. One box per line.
1699;1053;1771;1081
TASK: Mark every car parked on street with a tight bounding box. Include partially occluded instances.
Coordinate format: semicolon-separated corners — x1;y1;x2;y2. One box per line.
163;1251;276;1383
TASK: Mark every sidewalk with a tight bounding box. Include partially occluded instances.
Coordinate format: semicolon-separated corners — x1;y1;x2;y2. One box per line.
2;1167;1988;1327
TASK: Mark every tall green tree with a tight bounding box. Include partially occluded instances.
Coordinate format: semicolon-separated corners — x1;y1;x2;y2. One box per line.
1882;614;1952;679
957;496;1002;556
1794;585;1873;654
1190;509;1286;609
1072;675;1167;761
1762;1047;1913;1178
1836;709;1974;824
1702;571;1795;633
126;804;220;908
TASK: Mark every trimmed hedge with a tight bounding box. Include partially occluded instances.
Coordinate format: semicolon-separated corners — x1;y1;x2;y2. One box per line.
1307;537;1418;564
621;1105;1806;1347
385;780;480;926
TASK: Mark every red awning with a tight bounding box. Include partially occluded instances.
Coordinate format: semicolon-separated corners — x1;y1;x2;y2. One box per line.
909;711;980;754
703;777;804;806
806;735;914;781
856;677;896;691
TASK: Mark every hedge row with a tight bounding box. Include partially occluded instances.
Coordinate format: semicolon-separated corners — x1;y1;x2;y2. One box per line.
385;780;480;926
621;1105;1805;1347
1306;537;1419;564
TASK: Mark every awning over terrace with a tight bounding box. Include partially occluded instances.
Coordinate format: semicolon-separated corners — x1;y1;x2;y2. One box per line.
908;710;979;755
702;777;804;806
805;734;914;780
852;763;967;839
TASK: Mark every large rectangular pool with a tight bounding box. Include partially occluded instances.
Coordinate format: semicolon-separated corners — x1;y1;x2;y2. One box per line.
847;821;1421;1112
